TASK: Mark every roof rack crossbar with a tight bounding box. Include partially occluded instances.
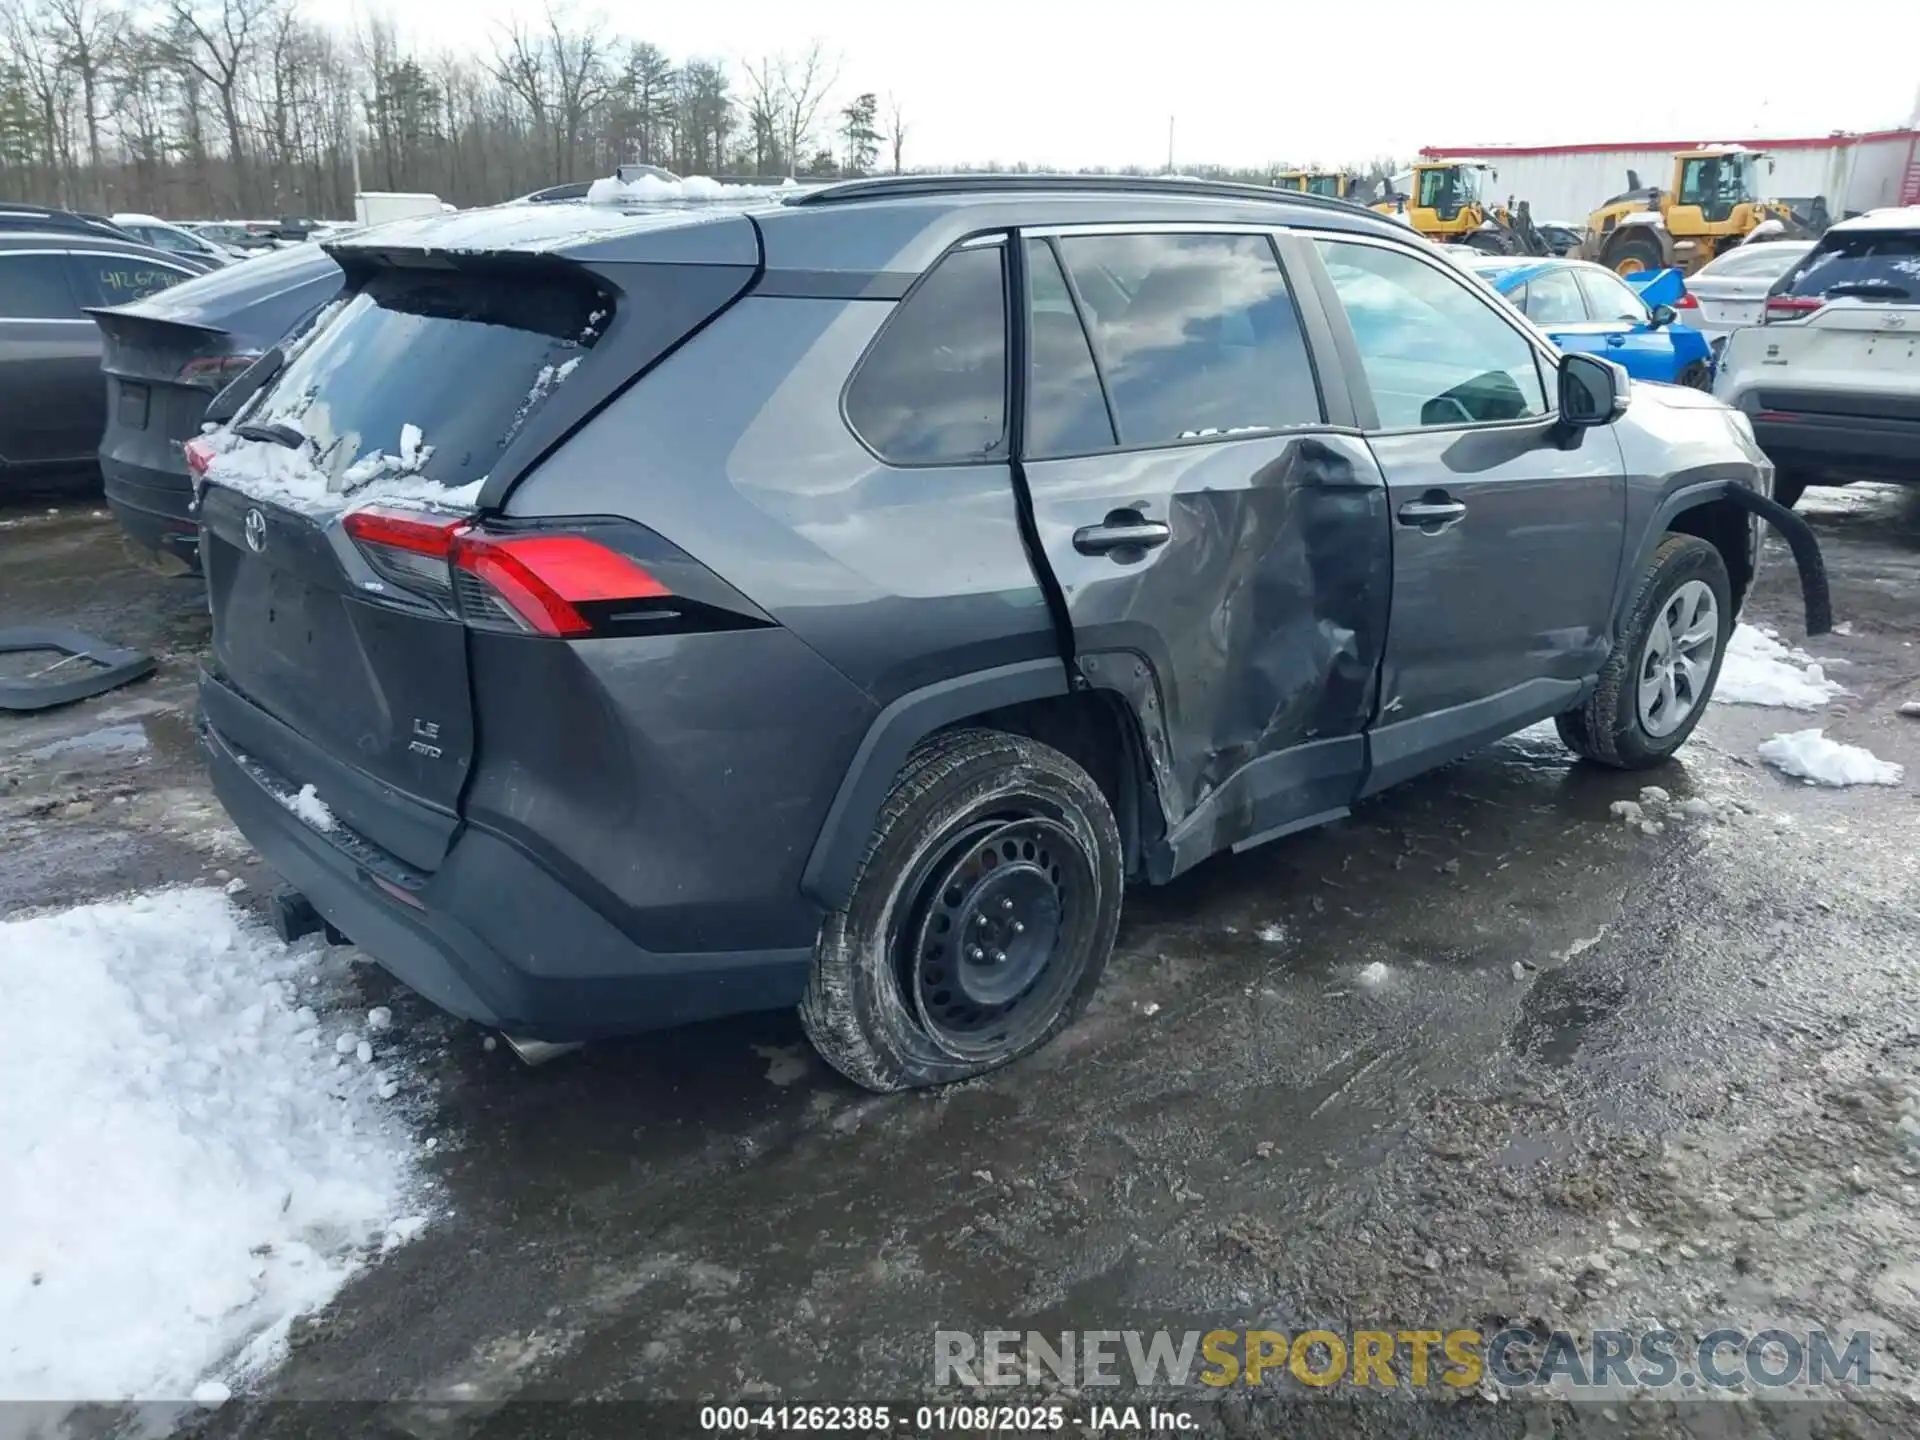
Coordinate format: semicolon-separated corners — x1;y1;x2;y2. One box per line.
786;173;1367;214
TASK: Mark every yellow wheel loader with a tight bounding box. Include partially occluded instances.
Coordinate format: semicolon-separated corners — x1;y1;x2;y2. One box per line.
1580;148;1810;277
1368;161;1550;256
1275;171;1356;199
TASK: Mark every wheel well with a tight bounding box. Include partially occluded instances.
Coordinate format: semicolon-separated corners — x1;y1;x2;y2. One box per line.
1667;500;1754;608
951;691;1156;878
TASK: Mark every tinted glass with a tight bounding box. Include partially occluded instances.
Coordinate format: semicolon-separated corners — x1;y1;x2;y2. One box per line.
67;253;192;307
243;268;604;488
1316;238;1548;429
1056;232;1321;443
0;252;79;318
1525;267;1588;325
846;244;1008;464
1780;228;1920;302
1575;267;1649;323
1024;239;1115;456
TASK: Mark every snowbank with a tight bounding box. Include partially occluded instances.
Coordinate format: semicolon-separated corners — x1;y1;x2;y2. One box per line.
0;889;425;1402
1716;624;1845;710
1757;729;1903;788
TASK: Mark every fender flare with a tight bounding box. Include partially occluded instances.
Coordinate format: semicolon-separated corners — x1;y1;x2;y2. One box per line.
1621;481;1830;638
799;659;1070;911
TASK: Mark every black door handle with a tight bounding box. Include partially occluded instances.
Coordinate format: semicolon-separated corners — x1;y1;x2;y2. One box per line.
1396;497;1468;532
1073;511;1172;557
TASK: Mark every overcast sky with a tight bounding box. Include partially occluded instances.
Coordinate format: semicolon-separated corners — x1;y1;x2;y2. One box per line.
366;0;1920;170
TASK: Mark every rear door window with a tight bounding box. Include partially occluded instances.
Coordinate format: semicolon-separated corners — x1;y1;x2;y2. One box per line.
1523;268;1588;325
845;243;1009;465
241;268;605;490
1779;228;1920;304
66;253;193;307
1024;238;1116;456
1054;231;1322;443
0;252;82;318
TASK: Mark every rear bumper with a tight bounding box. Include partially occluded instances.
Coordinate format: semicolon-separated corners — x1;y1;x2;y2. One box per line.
200;681;814;1040
1746;409;1920;485
101;455;201;571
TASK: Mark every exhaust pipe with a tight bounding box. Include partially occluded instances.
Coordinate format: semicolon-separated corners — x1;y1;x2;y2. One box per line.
500;1034;584;1067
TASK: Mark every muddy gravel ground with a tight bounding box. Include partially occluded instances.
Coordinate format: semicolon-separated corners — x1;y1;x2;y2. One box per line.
5;488;1920;1439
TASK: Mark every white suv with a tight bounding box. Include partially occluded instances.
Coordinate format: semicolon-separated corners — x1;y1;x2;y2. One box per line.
1713;207;1920;507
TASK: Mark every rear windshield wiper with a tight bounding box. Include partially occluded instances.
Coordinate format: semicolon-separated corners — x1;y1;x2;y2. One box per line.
233;420;309;449
1823;280;1911;302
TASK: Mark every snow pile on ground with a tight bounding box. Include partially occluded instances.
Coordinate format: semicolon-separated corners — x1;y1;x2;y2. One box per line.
197;424;482;518
1757;728;1904;788
1715;624;1846;710
584;173;793;204
0;888;425;1402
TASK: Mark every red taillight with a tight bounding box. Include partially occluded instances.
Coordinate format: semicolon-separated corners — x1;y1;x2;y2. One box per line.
341;507;667;637
1765;295;1824;322
451;532;668;637
178;353;261;390
1674;291;1698;309
183;436;215;476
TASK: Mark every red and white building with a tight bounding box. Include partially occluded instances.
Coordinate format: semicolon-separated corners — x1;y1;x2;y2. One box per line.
1420;129;1920;225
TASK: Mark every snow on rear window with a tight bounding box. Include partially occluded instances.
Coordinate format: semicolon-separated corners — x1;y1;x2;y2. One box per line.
205;268;605;515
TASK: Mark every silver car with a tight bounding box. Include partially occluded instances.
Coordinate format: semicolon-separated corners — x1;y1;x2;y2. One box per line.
1681;240;1814;353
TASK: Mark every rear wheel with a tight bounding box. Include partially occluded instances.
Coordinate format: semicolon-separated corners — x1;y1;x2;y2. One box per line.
800;728;1124;1092
1605;231;1665;276
1556;535;1731;769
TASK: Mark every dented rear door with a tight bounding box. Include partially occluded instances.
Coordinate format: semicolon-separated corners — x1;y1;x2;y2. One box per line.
1014;228;1389;878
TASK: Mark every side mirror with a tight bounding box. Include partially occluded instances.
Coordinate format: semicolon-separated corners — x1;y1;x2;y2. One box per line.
1648;303;1677;329
204;345;284;424
1559;352;1630;429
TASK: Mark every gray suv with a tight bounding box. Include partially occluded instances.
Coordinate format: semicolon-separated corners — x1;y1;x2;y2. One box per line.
191;176;1811;1091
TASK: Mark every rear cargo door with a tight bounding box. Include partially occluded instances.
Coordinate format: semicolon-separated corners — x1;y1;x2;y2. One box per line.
199;264;615;872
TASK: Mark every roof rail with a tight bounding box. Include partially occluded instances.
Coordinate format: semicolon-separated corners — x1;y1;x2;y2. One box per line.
786;173;1368;215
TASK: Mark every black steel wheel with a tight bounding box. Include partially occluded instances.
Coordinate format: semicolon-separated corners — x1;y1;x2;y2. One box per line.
801;728;1124;1092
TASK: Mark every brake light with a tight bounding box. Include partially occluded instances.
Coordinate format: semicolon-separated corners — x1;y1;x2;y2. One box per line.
1674;291;1698;309
341;507;668;636
451;532;668;637
1765;295;1824;322
178;353;261;390
183;436;215;476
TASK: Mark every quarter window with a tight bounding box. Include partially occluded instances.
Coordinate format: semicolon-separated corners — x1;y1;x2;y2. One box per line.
1024;239;1116;456
845;244;1008;465
1054;232;1321;443
0;253;80;319
1315;239;1549;429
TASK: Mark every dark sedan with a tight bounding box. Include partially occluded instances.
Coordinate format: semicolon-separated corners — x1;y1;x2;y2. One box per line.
92;241;342;571
0;230;201;492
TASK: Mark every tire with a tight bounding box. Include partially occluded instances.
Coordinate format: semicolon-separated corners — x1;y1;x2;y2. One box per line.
1605;231;1665;276
1465;231;1515;256
1556;534;1732;770
1675;361;1711;391
799;727;1124;1092
1771;472;1810;509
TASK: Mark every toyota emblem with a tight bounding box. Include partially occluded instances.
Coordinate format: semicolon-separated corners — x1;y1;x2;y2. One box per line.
243;508;267;554
1882;313;1908;329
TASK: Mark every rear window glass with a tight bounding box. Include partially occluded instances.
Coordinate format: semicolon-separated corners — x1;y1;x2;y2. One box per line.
1700;243;1809;279
1781;229;1920;301
1056;232;1322;442
845;244;1008;465
68;253;192;307
241;268;605;489
0;252;78;318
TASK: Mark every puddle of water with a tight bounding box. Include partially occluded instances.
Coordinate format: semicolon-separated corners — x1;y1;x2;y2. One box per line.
1512;973;1629;1067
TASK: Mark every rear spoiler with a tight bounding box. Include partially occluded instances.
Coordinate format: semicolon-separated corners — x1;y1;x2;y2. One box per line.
84;306;229;339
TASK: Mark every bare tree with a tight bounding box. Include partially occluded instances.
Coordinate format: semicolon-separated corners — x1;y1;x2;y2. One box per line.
767;41;835;180
43;0;119;196
163;0;274;209
884;90;906;174
544;8;610;179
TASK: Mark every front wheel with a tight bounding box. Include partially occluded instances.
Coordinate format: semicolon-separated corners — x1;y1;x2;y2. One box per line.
1557;535;1732;769
1605;231;1665;276
800;728;1124;1092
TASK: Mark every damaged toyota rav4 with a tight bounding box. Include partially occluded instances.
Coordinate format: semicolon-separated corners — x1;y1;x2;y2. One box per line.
190;176;1828;1092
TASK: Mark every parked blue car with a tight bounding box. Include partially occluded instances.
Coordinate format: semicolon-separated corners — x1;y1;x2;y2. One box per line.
1459;255;1714;389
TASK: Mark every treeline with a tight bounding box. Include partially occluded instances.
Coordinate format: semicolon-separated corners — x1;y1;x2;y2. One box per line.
0;0;906;218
